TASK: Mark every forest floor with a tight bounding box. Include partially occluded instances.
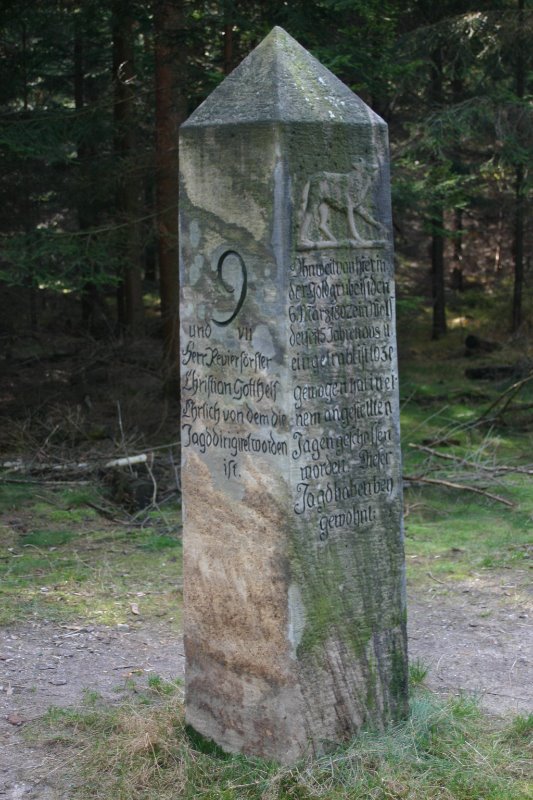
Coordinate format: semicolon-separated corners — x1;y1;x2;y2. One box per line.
1;288;532;798
1;568;530;798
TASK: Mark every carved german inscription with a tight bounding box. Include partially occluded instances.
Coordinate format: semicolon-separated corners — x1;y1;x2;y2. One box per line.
181;288;288;480
287;249;398;541
181;245;398;524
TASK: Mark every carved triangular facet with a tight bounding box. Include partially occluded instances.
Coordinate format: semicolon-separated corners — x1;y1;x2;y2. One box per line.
183;26;384;127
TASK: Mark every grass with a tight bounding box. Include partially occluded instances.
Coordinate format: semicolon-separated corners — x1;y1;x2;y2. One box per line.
0;483;182;628
397;300;533;588
3;342;530;625
403;479;533;586
30;683;532;800
408;659;429;687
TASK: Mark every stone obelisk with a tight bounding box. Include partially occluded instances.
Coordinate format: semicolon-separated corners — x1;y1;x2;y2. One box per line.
179;26;407;764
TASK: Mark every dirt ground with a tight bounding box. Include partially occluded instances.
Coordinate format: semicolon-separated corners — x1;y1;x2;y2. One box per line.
0;622;185;799
408;569;532;716
1;569;531;800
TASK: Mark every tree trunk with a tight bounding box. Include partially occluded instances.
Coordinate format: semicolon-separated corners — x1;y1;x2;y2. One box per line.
512;164;525;332
430;46;447;339
74;18;102;333
511;0;525;333
450;207;464;291
450;69;464;293
431;207;447;339
223;22;233;75
21;22;37;330
113;0;144;334
154;0;188;383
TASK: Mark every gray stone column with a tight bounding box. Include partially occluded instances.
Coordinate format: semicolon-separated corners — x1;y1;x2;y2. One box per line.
179;26;407;764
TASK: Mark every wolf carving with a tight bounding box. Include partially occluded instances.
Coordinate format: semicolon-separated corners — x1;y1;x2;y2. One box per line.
298;158;385;249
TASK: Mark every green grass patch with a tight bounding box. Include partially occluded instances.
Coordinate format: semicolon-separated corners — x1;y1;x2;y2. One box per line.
0;483;182;627
139;534;181;552
0;482;38;507
21;528;77;547
0;484;103;512
404;479;533;584
504;713;533;745
399;319;533;588
409;658;429;687
29;687;533;800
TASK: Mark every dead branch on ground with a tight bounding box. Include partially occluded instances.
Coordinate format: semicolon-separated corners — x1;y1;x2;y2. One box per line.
408;443;533;475
425;371;533;447
403;474;516;507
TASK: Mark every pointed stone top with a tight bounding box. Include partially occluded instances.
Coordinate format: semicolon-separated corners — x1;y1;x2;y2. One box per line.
182;27;384;128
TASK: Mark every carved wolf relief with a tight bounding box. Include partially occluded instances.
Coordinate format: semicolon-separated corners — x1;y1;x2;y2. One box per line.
298;158;386;249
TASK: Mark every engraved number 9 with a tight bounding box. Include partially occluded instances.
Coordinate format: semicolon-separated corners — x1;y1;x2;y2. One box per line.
212;249;247;327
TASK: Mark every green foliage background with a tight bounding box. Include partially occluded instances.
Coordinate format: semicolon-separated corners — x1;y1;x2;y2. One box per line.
0;0;531;330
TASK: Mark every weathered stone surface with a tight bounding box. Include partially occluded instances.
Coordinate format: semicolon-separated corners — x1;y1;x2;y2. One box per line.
179;26;407;763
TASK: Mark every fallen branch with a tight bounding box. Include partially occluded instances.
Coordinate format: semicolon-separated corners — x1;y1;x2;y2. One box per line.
2;452;152;476
403;474;516;507
408;443;533;475
0;477;91;486
427;571;447;585
82;500;141;525
1;459;90;473
424;372;533;447
104;455;148;469
477;372;533;422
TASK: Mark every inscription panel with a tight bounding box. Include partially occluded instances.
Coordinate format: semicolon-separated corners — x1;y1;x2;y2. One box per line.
181;246;288;486
181;244;400;539
287;251;400;541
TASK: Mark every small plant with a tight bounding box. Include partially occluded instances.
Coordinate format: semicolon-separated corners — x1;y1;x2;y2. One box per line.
147;675;182;696
83;689;103;706
409;658;429;687
22;529;76;547
139;534;181;552
504;713;533;744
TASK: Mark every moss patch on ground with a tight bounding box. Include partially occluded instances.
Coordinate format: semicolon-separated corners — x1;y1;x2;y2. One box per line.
0;483;182;628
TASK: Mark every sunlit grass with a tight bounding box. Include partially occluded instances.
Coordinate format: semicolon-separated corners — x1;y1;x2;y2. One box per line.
403;470;532;585
398;298;533;590
29;684;532;800
0;484;182;627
